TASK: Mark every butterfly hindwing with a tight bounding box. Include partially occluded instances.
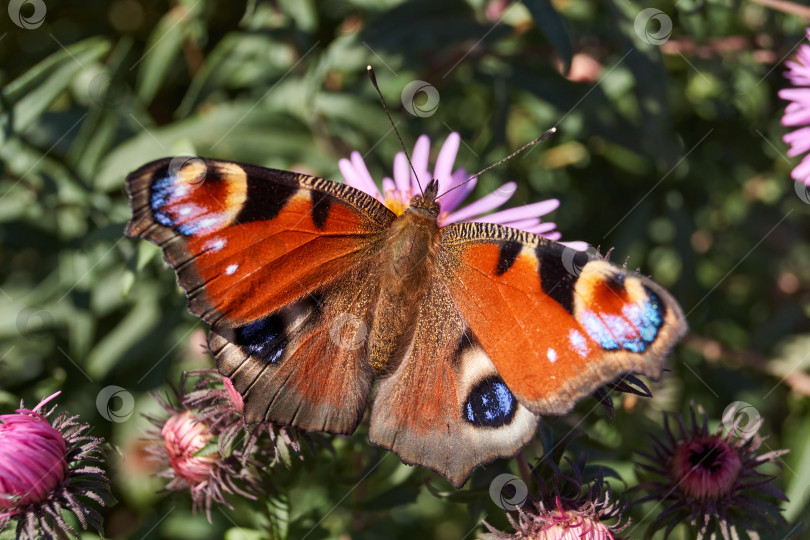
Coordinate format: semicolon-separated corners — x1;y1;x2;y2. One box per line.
212;260;381;434
369;279;539;487
439;223;687;417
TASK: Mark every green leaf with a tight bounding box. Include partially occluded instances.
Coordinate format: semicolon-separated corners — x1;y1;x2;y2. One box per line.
0;37;110;135
135;1;202;104
524;0;574;74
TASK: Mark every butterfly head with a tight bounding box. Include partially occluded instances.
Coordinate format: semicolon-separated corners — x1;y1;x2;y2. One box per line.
408;179;440;217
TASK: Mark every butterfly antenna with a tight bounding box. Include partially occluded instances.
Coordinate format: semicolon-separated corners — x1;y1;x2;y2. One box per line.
436;127;557;200
367;65;424;194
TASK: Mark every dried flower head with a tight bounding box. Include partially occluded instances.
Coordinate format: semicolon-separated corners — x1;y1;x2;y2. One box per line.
182;369;303;467
635;403;789;539
144;385;262;522
0;392;110;539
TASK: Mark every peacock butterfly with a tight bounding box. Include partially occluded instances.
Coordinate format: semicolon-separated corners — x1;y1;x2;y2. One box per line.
125;150;687;488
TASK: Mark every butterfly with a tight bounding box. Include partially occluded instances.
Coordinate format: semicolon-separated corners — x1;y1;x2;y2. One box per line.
126;155;687;487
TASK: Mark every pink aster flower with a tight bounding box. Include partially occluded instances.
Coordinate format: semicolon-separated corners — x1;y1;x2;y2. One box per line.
779;29;810;186
635;403;789;539
339;132;586;248
0;392;109;539
482;457;628;540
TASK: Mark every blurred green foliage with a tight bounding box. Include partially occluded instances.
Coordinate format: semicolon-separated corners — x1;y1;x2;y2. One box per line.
1;0;809;538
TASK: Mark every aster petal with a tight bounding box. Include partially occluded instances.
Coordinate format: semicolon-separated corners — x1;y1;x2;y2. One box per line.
559;240;589;250
410;135;431;190
503;218;542;230
443;182;517;224
436;170;473;215
527;221;558;234
351;152;382;198
338;157;377;198
434;132;460;194
393;152;410;192
781;102;810;126
783;126;810;156
382;177;396;193
474;198;560;224
797;44;810;66
778;88;810;104
790;153;810;184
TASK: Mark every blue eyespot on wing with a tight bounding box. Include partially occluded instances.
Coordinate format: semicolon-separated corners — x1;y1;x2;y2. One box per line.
462;376;517;428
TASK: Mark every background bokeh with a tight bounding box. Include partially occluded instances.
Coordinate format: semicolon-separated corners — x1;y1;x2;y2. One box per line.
1;0;809;538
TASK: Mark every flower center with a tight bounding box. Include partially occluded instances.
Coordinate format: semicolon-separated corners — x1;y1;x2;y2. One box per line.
671;436;742;500
541;510;615;540
162;411;218;484
382;189;415;216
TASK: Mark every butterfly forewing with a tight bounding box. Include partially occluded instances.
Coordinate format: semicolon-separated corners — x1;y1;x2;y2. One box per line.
126;158;394;324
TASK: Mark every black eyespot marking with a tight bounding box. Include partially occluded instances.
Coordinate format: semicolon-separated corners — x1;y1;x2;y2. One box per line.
223;315;287;364
462;376;517;428
606;273;626;293
235;179;297;224
539;249;579;314
311;191;332;229
496;241;522;276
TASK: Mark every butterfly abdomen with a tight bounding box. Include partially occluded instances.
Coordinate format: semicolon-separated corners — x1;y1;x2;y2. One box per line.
368;210;440;373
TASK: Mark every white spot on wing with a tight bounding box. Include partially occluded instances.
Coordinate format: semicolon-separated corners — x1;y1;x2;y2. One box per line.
205;238;225;252
569;329;590;358
225;264;238;275
547;348;557;363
